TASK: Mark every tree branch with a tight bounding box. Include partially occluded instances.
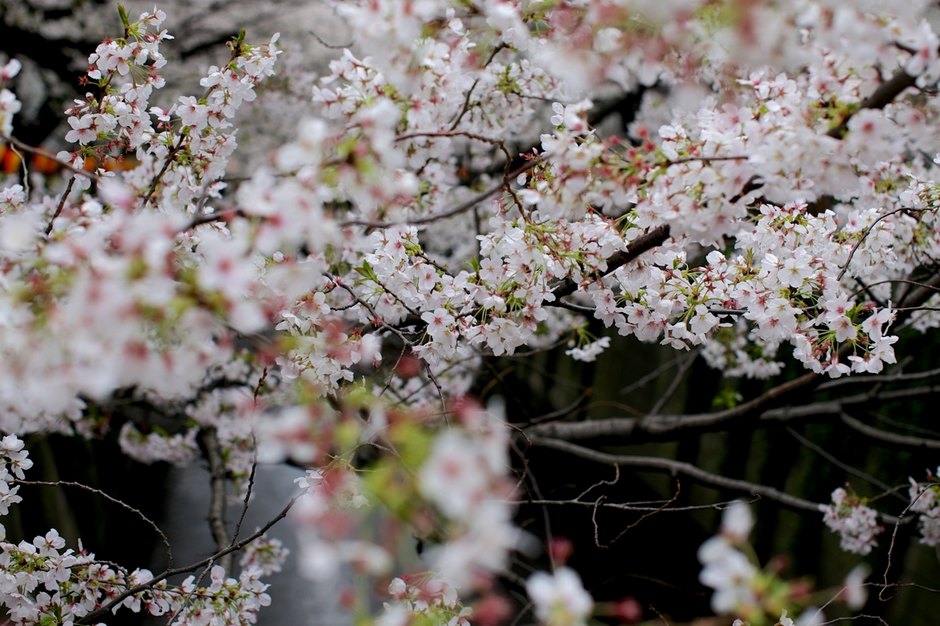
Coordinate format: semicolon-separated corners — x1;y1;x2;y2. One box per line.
529;369;821;440
529;378;940;442
16;479;173;567
840;411;940;449
551;224;671;300
75;493;298;625
828;68;918;139
199;427;232;573
528;437;902;524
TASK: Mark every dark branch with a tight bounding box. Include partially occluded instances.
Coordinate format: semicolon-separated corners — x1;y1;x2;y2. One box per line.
529;437;903;523
530;369;821;440
828;68;918;139
75;494;298;624
551;224;671;299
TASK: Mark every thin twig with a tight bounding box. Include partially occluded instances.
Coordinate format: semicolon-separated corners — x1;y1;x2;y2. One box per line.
75;493;299;624
9;142;29;198
449;43;507;130
837;208;931;281
786;426;898;496
664;154;749;165
648;350;697;414
423;359;448;419
46;177;76;236
879;490;927;602
231;454;258;543
525;496;754;514
2;135;99;180
16;479;173;567
529;436;903;524
816;364;940;391
142;133;188;206
619;351;694;396
177;208;244;233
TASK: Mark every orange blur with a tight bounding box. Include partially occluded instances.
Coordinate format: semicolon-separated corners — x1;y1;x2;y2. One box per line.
0;144;137;175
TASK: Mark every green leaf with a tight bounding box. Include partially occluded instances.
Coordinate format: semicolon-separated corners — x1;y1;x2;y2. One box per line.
354;260;378;283
117;4;131;30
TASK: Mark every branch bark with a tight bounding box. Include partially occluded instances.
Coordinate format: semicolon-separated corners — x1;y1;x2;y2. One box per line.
530;369;821;440
199;427;232;573
551;224;671;300
840;412;940;449
529;376;940;442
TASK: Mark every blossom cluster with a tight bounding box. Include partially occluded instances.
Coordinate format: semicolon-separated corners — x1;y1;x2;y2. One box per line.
1;0;940;623
908;469;940;546
700;501;869;625
0;441;279;625
820;488;884;555
0;59;21;137
417;398;521;590
277;396;523;600
378;575;471;626
0;435;30;519
268;0;928;385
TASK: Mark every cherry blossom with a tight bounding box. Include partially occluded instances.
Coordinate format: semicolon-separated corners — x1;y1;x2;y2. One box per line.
1;0;940;623
820;488;884;555
908;470;940;546
697;503;761;617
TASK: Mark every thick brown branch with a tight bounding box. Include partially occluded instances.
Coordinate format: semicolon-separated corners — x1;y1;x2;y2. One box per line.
530;377;940;442
530;369;820;440
762;385;940;424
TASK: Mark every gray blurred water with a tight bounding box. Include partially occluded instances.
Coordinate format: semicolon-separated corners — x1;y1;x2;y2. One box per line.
156;463;351;626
